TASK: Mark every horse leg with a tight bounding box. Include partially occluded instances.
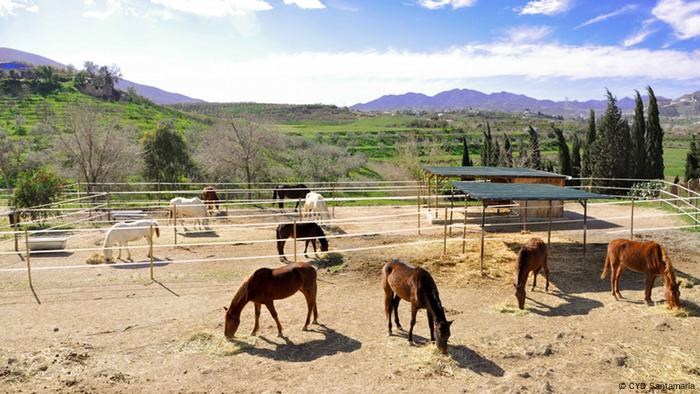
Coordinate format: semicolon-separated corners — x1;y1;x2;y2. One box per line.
304;240;310;258
615;264;626;299
125;242;132;261
265;302;284;337
408;304;418;345
532;267;540;291
302;290;314;330
251;303;261;336
117;244;122;260
384;289;394;336
427;311;435;342
644;274;656;305
543;261;550;292
312;239;318;257
392;296;403;330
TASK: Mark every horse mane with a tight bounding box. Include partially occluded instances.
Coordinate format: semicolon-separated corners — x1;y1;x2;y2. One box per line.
419;272;446;322
229;274;252;311
515;248;528;287
315;224;329;250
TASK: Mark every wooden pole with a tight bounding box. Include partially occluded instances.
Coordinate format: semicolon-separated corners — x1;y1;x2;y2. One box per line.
547;200;552;249
522;200;528;232
13;211;19;252
449;187;454;236
630;199;635;240
173;207;178;246
293;220;298;263
435;177;439;217
462;198;468;254
331;183;336;219
24;229;32;288
149;224;154;281
480;202;486;273
442;206;448;256
417;195;421;235
225;189;229;215
427;175;432;212
583;200;588;261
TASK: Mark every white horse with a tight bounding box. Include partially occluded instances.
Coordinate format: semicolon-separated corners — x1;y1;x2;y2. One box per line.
302;191;331;226
169;197;209;231
103;219;160;262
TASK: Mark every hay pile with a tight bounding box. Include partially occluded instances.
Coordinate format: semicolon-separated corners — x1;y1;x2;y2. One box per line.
85;253;105;265
178;332;252;356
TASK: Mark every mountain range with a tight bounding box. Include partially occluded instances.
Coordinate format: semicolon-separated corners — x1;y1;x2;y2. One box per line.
351;88;687;116
0;47;203;105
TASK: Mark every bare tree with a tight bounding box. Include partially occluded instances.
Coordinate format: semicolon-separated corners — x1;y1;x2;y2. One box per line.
0;129;27;189
54;106;138;192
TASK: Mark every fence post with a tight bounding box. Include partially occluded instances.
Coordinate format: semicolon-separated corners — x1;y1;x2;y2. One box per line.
225;189;229;215
331;183;336;219
149;224;155;281
293;220;297;263
442;206;448;256
417;195;421;235
24;228;32;288
449;187;454;236
547;200;552;249
173;208;178;246
630;199;635;240
13;211;19;252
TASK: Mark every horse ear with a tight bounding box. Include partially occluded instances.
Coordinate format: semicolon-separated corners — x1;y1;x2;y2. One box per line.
513;283;517;288
223;306;228;311
448;320;454;326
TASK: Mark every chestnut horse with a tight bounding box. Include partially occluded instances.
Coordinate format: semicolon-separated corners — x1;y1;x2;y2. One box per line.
224;262;318;338
600;239;680;309
272;184;310;210
514;237;549;310
275;222;329;262
202;186;220;213
382;259;452;353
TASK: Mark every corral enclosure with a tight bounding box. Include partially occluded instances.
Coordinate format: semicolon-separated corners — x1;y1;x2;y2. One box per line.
0;179;699;393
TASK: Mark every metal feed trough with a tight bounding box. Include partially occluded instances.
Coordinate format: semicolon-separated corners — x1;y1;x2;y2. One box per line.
28;235;70;252
111;210;147;220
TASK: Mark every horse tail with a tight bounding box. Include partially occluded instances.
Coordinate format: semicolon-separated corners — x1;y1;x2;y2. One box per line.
600;252;611;279
276;225;285;258
272;188;278;207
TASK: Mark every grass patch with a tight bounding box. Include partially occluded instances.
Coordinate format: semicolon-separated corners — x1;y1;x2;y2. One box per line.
178;331;253;356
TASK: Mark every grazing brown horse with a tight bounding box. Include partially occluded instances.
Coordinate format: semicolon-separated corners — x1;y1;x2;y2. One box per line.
224;262;319;338
275;222;329;262
202;186;220;213
272;184;310;211
514;237;549;310
381;259;452;354
600;239;681;309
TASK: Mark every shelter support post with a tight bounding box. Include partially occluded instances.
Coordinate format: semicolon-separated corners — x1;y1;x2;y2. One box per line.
149;225;154;281
480;202;486;273
331;183;336;219
417;195;421;235
449;187;454;236
547;200;552;249
522;200;528;232
435;176;440;217
582;200;588;260
173;208;178;246
293;220;298;263
462;198;468;254
24;229;32;288
443;206;448;256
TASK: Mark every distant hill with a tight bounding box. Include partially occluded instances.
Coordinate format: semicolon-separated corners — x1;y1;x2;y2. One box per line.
659;90;700;117
352;88;674;116
0;47;204;105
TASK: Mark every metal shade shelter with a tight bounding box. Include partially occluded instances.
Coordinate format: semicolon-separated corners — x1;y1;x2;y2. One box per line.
450;181;610;272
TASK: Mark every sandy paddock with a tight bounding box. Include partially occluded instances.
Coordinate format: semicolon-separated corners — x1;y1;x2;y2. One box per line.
0;203;699;393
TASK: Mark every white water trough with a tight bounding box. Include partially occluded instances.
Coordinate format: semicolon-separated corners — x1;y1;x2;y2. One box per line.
111;210;147;220
27;235;70;252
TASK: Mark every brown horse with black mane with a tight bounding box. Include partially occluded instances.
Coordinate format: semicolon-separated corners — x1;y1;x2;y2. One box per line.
224;262;319;338
382;259;452;353
514;237;549;310
275;222;329;262
601;239;680;309
202;186;220;213
272;184;310;210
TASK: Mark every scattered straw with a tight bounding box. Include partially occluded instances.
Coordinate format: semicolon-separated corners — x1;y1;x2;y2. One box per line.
622;344;700;383
647;304;693;318
178;332;252;356
85;254;105;265
405;344;456;377
492;302;529;316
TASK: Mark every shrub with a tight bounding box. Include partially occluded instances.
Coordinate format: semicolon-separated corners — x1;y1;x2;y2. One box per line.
13;168;64;222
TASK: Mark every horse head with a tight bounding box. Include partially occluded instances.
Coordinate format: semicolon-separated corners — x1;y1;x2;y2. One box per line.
665;279;681;309
319;233;329;252
514;283;526;310
223;306;240;338
435;320;453;354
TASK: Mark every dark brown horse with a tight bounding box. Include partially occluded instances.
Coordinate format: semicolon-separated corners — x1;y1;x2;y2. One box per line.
514;237;549;310
601;239;680;309
224;262;319;338
272;184;310;210
275;222;329;262
202;186;220;213
381;259;452;353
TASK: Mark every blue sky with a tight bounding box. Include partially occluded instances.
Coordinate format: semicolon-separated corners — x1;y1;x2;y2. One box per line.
1;0;700;104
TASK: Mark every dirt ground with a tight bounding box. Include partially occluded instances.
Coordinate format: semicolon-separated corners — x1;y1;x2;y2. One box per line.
1;203;699;393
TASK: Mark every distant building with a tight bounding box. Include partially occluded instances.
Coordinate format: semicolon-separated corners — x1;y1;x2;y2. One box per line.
0;62;30;71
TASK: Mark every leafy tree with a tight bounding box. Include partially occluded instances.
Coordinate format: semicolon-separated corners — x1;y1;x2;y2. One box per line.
13;168;63;222
0;129;27;189
526;125;543;170
502;134;514;167
141;120;194;184
685;134;700;181
461;136;473;166
631;90;647;179
581;109;596;178
645;86;664;179
571;133;582;180
552;126;571;176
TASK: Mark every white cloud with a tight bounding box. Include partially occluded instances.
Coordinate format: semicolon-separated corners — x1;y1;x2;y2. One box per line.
0;0;38;16
652;0;700;40
519;0;571;15
576;4;637;29
283;0;325;9
503;25;552;43
149;0;273;17
417;0;477;10
83;0;126;19
114;43;700;105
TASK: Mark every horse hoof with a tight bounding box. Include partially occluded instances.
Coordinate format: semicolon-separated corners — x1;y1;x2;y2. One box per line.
277;332;284;338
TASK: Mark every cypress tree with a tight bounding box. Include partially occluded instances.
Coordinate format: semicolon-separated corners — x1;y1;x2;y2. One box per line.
481;122;495;166
631;90;647;179
592;91;629;193
545;160;555;173
492;138;502;167
581;109;596;178
645;86;665;179
571;134;581;179
461;136;473;166
552;126;572;176
526;125;543;170
685;134;700;181
502;134;514;167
